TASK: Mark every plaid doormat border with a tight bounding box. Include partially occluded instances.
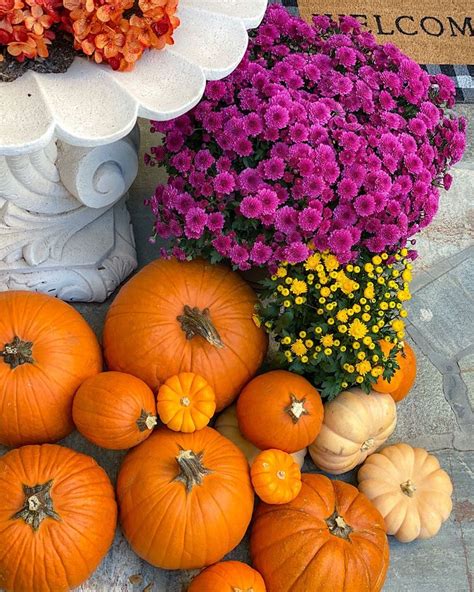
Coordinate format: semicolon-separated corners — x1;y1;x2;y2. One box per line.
271;0;474;103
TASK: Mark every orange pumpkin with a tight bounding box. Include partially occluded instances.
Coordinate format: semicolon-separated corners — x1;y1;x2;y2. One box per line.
251;474;389;592
0;444;117;592
157;372;216;432
72;371;157;450
236;370;324;453
373;340;404;394
103;259;268;411
188;561;266;592
0;291;102;447
251;449;302;505
389;342;417;402
117;426;254;569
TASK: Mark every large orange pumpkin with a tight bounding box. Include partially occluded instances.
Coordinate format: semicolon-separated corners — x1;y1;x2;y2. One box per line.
103;259;268;411
0;444;117;592
188;561;266;592
0;291;102;447
251;474;389;592
389;342;417;402
236;370;324;453
72;371;157;449
117;426;254;569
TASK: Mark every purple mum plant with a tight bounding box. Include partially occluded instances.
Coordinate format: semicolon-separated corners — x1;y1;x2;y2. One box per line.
146;5;466;271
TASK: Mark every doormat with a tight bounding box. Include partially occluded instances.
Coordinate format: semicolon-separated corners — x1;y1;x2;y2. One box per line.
270;0;474;103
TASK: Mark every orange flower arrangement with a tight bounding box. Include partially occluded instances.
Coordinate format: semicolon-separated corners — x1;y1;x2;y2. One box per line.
1;0;178;70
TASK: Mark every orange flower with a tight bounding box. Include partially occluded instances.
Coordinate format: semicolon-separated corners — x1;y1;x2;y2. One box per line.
24;4;54;35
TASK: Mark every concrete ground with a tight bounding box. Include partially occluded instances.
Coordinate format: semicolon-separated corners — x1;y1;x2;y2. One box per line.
2;109;473;591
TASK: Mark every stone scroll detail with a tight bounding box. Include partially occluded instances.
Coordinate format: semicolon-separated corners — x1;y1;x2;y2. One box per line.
0;128;139;302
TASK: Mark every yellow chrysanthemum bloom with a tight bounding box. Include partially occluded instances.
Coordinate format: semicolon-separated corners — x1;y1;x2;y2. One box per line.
362;313;371;322
291;339;307;357
356;360;372;375
372;255;382;265
336;309;349;323
305;253;321;270
323;253;340;271
324;348;333;356
305;339;314;348
291;280;308;295
397;290;411;301
320;286;331;297
364;285;375;299
364;263;374;273
281;336;291;345
371;366;384;377
283;300;291;308
321;334;334;347
391;319;404;332
276;267;287;278
295;297;304;305
349;318;368;339
301;356;309;363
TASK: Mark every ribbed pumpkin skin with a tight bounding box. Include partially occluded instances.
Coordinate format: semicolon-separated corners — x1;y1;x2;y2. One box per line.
251;474;389;592
358;443;453;542
236;371;324;453
103;259;267;411
73;371;157;449
188;561;267;592
309;389;397;475
0;444;117;592
117;427;254;569
0;291;102;447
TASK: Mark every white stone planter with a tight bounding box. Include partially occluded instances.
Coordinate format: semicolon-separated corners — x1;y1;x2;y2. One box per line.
0;0;267;301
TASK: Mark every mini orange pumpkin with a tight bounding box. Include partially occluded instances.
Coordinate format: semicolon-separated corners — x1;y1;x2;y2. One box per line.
188;561;266;592
72;371;157;450
236;370;324;453
388;342;417;402
103;259;268;411
251;474;389;592
157;372;216;432
0;291;102;447
373;340;408;395
251;449;302;505
117;426;254;569
0;444;117;592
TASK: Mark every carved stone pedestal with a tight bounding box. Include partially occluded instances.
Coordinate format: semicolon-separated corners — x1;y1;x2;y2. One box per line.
0;129;139;302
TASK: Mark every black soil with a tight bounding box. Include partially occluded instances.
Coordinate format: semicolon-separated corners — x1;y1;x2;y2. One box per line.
0;32;76;82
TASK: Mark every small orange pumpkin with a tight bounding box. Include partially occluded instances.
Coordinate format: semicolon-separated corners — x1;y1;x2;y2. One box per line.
251;449;302;505
117;427;254;569
188;561;266;592
236;370;324;453
72;371;157;450
389;342;417;402
373;340;404;394
0;444;117;592
0;291;102;447
157;372;216;432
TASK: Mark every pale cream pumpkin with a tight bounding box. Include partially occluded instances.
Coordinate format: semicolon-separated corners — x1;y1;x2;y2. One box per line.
358;443;453;542
309;389;396;474
215;404;306;468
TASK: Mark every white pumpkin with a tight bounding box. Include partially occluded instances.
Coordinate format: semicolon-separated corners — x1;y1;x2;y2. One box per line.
358;443;453;542
309;389;396;474
215;404;306;468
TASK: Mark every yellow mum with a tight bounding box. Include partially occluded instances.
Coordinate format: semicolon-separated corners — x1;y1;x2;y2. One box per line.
336;309;349;323
356;360;372;375
291;280;308;295
349;319;368;339
291;339;307;357
364;285;375;299
321;334;334;347
391;319;405;332
305;253;321;271
323;253;340;271
276;267;287;278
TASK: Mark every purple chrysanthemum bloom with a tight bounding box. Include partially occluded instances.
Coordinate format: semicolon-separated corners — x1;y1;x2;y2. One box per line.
240;196;263;219
239;169;262;193
275;206;298;233
263;157;285;180
250;241;273;264
207;212;225;232
214;172;236;195
185;207;208;238
299;207;322;232
286;241;310;263
354;194;375;217
195;149;215;171
212;234;232;255
328;229;354;253
230;244;249;266
264;105;290;129
258;188;279;214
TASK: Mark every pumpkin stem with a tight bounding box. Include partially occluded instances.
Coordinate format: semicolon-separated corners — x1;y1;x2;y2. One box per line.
276;470;286;480
136;410;158;432
177;305;224;349
12;480;60;531
180;397;191;407
326;511;353;540
400;479;417;497
284;394;309;424
174;448;213;493
0;336;34;368
360;437;374;451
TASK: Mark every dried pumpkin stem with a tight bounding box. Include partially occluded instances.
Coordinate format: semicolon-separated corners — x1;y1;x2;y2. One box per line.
177;305;224;349
174;448;213;493
12;480;60;531
326;511;353;540
400;479;417;497
284;393;309;424
136;410;158;432
360;437;374;452
0;336;34;368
